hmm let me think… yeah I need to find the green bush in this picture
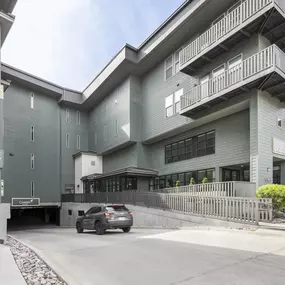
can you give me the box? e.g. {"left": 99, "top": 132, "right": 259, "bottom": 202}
{"left": 189, "top": 177, "right": 196, "bottom": 185}
{"left": 202, "top": 177, "right": 208, "bottom": 184}
{"left": 175, "top": 180, "right": 180, "bottom": 187}
{"left": 256, "top": 184, "right": 285, "bottom": 212}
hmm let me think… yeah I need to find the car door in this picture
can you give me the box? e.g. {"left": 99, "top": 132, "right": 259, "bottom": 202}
{"left": 90, "top": 206, "right": 102, "bottom": 228}
{"left": 82, "top": 207, "right": 95, "bottom": 229}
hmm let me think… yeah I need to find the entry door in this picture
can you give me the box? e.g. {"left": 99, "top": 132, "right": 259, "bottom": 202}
{"left": 222, "top": 169, "right": 240, "bottom": 182}
{"left": 200, "top": 75, "right": 209, "bottom": 100}
{"left": 212, "top": 65, "right": 225, "bottom": 94}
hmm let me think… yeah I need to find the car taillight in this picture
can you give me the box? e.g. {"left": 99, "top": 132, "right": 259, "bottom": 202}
{"left": 104, "top": 212, "right": 113, "bottom": 217}
{"left": 129, "top": 212, "right": 133, "bottom": 215}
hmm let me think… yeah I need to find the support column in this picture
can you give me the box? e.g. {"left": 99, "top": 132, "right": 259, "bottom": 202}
{"left": 280, "top": 162, "right": 285, "bottom": 185}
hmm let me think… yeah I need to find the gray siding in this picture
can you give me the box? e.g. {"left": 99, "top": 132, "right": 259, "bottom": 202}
{"left": 60, "top": 107, "right": 88, "bottom": 193}
{"left": 255, "top": 91, "right": 285, "bottom": 186}
{"left": 149, "top": 110, "right": 250, "bottom": 176}
{"left": 2, "top": 83, "right": 61, "bottom": 203}
{"left": 88, "top": 77, "right": 131, "bottom": 154}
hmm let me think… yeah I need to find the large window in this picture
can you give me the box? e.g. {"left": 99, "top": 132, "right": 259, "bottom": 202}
{"left": 165, "top": 131, "right": 215, "bottom": 164}
{"left": 77, "top": 135, "right": 80, "bottom": 149}
{"left": 149, "top": 168, "right": 215, "bottom": 190}
{"left": 31, "top": 181, "right": 35, "bottom": 197}
{"left": 66, "top": 133, "right": 70, "bottom": 148}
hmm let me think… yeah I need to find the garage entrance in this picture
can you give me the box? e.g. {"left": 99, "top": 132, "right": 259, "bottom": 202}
{"left": 8, "top": 207, "right": 60, "bottom": 229}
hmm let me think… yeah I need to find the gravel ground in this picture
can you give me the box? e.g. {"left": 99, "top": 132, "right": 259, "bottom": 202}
{"left": 6, "top": 236, "right": 67, "bottom": 285}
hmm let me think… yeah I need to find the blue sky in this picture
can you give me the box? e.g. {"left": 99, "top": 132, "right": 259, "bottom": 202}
{"left": 2, "top": 0, "right": 184, "bottom": 90}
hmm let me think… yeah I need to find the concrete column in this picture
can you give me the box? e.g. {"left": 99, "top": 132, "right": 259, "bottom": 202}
{"left": 215, "top": 166, "right": 221, "bottom": 182}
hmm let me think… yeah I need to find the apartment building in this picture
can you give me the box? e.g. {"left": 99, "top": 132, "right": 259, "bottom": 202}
{"left": 0, "top": 0, "right": 18, "bottom": 241}
{"left": 1, "top": 0, "right": 285, "bottom": 227}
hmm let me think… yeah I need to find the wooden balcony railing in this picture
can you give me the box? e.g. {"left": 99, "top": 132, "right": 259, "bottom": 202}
{"left": 179, "top": 0, "right": 273, "bottom": 68}
{"left": 181, "top": 45, "right": 279, "bottom": 111}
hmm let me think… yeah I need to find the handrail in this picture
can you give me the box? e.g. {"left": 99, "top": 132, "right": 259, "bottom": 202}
{"left": 179, "top": 0, "right": 273, "bottom": 67}
{"left": 181, "top": 45, "right": 276, "bottom": 110}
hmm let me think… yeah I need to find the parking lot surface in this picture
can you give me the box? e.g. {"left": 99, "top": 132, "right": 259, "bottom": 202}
{"left": 9, "top": 227, "right": 285, "bottom": 285}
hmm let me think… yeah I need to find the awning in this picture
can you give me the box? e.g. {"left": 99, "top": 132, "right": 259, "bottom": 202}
{"left": 82, "top": 166, "right": 158, "bottom": 181}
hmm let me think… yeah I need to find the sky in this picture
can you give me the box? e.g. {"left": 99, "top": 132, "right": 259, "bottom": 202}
{"left": 2, "top": 0, "right": 185, "bottom": 91}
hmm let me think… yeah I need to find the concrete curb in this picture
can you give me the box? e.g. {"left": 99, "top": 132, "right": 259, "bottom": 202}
{"left": 8, "top": 235, "right": 78, "bottom": 285}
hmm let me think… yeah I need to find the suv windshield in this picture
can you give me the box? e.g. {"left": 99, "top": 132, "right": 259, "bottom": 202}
{"left": 106, "top": 205, "right": 129, "bottom": 212}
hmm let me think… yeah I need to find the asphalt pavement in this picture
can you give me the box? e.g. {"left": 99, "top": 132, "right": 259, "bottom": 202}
{"left": 9, "top": 227, "right": 285, "bottom": 285}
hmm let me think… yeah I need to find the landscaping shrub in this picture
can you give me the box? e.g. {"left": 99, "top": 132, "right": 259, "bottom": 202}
{"left": 256, "top": 184, "right": 285, "bottom": 212}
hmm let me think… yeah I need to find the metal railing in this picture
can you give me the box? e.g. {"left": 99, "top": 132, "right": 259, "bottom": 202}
{"left": 152, "top": 181, "right": 256, "bottom": 197}
{"left": 179, "top": 0, "right": 273, "bottom": 67}
{"left": 61, "top": 191, "right": 273, "bottom": 223}
{"left": 181, "top": 45, "right": 277, "bottom": 110}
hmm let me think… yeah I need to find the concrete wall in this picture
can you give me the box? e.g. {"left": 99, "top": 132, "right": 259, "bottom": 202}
{"left": 0, "top": 203, "right": 10, "bottom": 243}
{"left": 60, "top": 202, "right": 258, "bottom": 229}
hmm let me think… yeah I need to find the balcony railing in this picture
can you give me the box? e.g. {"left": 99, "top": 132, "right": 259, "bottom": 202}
{"left": 181, "top": 45, "right": 279, "bottom": 111}
{"left": 179, "top": 0, "right": 273, "bottom": 68}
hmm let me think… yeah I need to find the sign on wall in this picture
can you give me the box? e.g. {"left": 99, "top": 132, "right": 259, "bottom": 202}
{"left": 272, "top": 137, "right": 285, "bottom": 156}
{"left": 12, "top": 198, "right": 40, "bottom": 207}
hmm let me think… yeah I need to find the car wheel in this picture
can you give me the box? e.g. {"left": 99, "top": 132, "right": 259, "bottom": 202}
{"left": 122, "top": 227, "right": 131, "bottom": 233}
{"left": 76, "top": 222, "right": 83, "bottom": 233}
{"left": 95, "top": 221, "right": 105, "bottom": 235}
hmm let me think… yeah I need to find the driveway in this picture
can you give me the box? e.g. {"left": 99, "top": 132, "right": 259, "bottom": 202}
{"left": 9, "top": 227, "right": 285, "bottom": 285}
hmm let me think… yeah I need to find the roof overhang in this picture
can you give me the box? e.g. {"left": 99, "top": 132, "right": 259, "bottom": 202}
{"left": 82, "top": 167, "right": 159, "bottom": 181}
{"left": 0, "top": 10, "right": 15, "bottom": 45}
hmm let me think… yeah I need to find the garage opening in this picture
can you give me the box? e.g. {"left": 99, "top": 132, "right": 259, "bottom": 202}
{"left": 8, "top": 207, "right": 60, "bottom": 230}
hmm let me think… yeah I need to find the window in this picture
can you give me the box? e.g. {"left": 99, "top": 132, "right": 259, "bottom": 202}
{"left": 91, "top": 160, "right": 95, "bottom": 166}
{"left": 278, "top": 118, "right": 282, "bottom": 127}
{"left": 66, "top": 133, "right": 70, "bottom": 148}
{"left": 30, "top": 126, "right": 34, "bottom": 142}
{"left": 165, "top": 131, "right": 215, "bottom": 164}
{"left": 165, "top": 49, "right": 181, "bottom": 80}
{"left": 30, "top": 93, "right": 34, "bottom": 109}
{"left": 197, "top": 134, "right": 206, "bottom": 157}
{"left": 31, "top": 181, "right": 35, "bottom": 197}
{"left": 68, "top": 210, "right": 72, "bottom": 216}
{"left": 115, "top": 119, "right": 118, "bottom": 136}
{"left": 77, "top": 135, "right": 80, "bottom": 149}
{"left": 104, "top": 125, "right": 107, "bottom": 142}
{"left": 76, "top": 111, "right": 80, "bottom": 125}
{"left": 165, "top": 55, "right": 173, "bottom": 80}
{"left": 31, "top": 153, "right": 35, "bottom": 169}
{"left": 175, "top": 89, "right": 183, "bottom": 113}
{"left": 78, "top": 210, "right": 85, "bottom": 216}
{"left": 66, "top": 108, "right": 70, "bottom": 123}
{"left": 206, "top": 131, "right": 215, "bottom": 155}
{"left": 165, "top": 94, "right": 173, "bottom": 117}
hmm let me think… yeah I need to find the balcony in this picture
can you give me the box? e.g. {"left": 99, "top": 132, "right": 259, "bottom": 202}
{"left": 180, "top": 44, "right": 285, "bottom": 118}
{"left": 179, "top": 0, "right": 285, "bottom": 75}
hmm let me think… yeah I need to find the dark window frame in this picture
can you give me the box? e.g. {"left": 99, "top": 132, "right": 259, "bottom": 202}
{"left": 165, "top": 130, "right": 215, "bottom": 164}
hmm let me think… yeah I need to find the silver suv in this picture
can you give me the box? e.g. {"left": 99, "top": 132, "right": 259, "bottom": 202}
{"left": 76, "top": 204, "right": 133, "bottom": 235}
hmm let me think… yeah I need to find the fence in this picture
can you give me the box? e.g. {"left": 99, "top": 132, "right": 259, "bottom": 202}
{"left": 61, "top": 190, "right": 272, "bottom": 224}
{"left": 152, "top": 181, "right": 256, "bottom": 197}
{"left": 179, "top": 0, "right": 273, "bottom": 67}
